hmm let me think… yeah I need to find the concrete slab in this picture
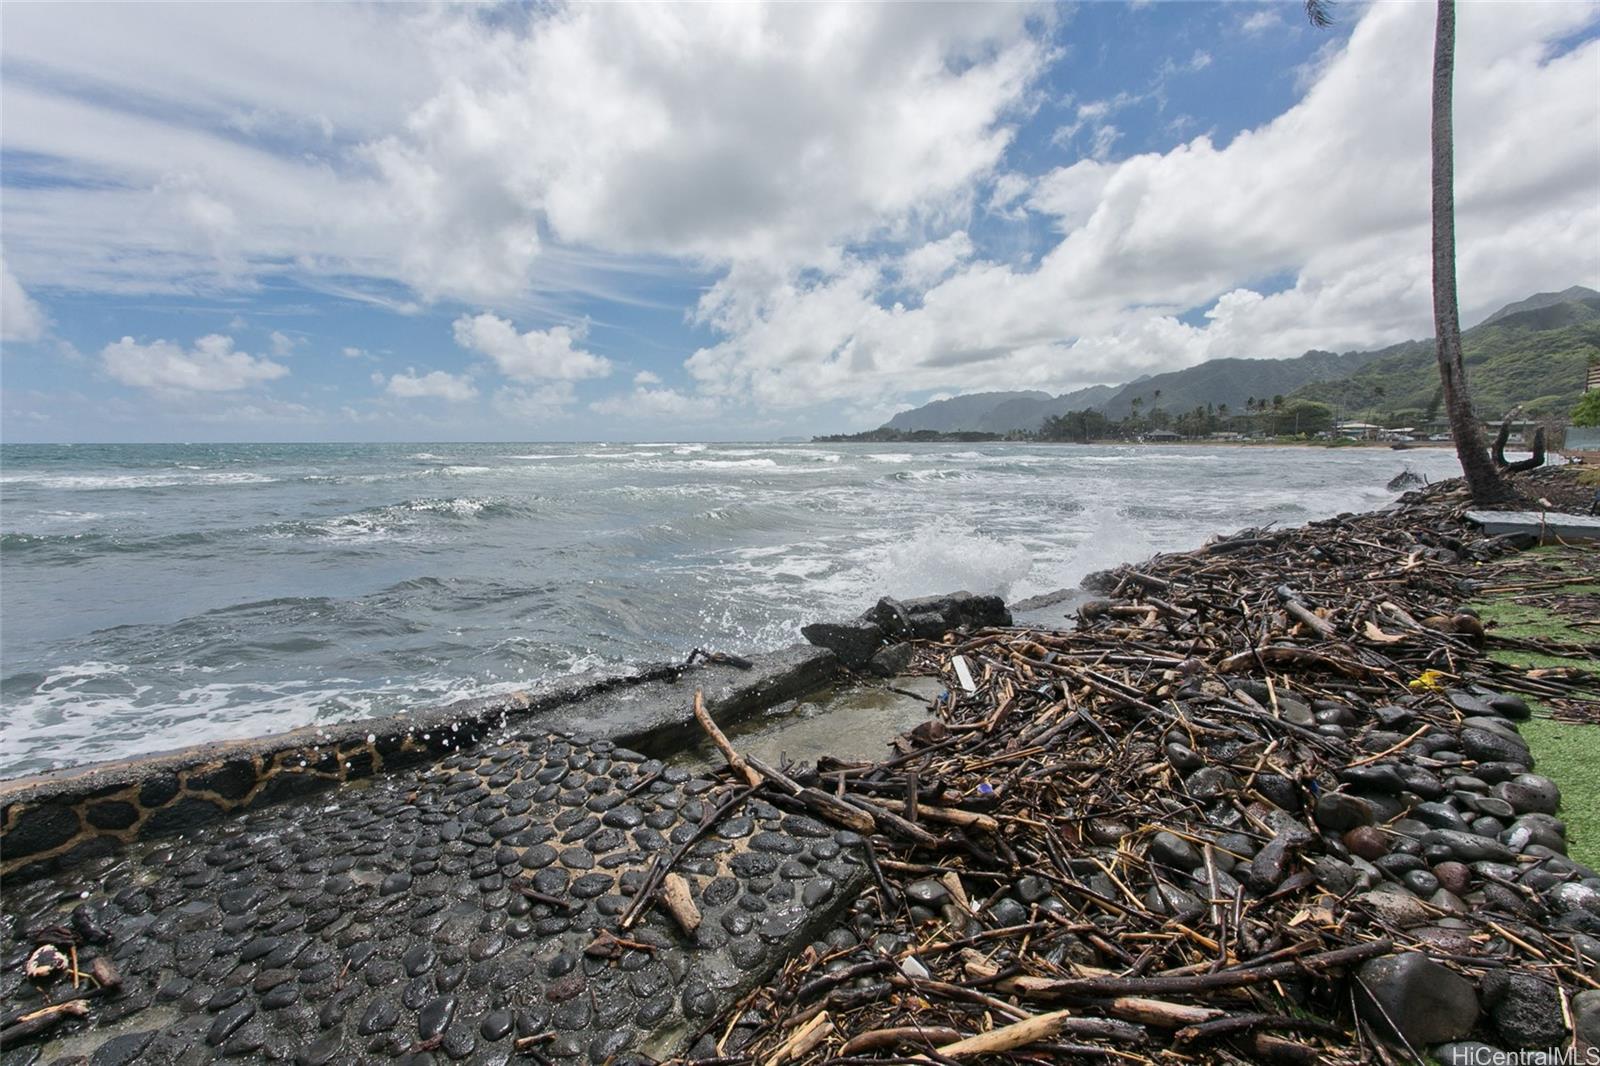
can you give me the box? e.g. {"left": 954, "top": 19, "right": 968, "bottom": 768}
{"left": 0, "top": 731, "right": 868, "bottom": 1065}
{"left": 0, "top": 644, "right": 838, "bottom": 878}
{"left": 1464, "top": 510, "right": 1600, "bottom": 542}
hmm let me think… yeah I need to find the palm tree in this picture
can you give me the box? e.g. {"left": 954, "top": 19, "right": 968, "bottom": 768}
{"left": 1427, "top": 1, "right": 1512, "bottom": 500}
{"left": 1304, "top": 0, "right": 1509, "bottom": 500}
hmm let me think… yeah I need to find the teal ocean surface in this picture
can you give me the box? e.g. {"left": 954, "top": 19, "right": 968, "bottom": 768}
{"left": 0, "top": 441, "right": 1460, "bottom": 777}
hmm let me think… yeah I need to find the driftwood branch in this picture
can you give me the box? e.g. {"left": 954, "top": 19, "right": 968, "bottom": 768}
{"left": 693, "top": 689, "right": 763, "bottom": 789}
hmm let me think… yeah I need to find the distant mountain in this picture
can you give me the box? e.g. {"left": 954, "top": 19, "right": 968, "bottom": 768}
{"left": 1291, "top": 288, "right": 1600, "bottom": 419}
{"left": 883, "top": 391, "right": 1048, "bottom": 432}
{"left": 873, "top": 285, "right": 1600, "bottom": 433}
{"left": 1481, "top": 285, "right": 1598, "bottom": 325}
{"left": 1094, "top": 349, "right": 1384, "bottom": 420}
{"left": 884, "top": 384, "right": 1122, "bottom": 433}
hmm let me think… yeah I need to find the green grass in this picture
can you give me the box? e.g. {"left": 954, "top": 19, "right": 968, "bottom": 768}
{"left": 1488, "top": 648, "right": 1595, "bottom": 672}
{"left": 1467, "top": 547, "right": 1600, "bottom": 869}
{"left": 1476, "top": 598, "right": 1596, "bottom": 645}
{"left": 1520, "top": 717, "right": 1600, "bottom": 872}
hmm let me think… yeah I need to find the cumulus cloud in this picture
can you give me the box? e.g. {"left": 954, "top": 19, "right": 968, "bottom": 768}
{"left": 452, "top": 313, "right": 612, "bottom": 381}
{"left": 384, "top": 368, "right": 478, "bottom": 402}
{"left": 1, "top": 3, "right": 1046, "bottom": 303}
{"left": 2, "top": 261, "right": 47, "bottom": 342}
{"left": 687, "top": 2, "right": 1600, "bottom": 406}
{"left": 590, "top": 385, "right": 717, "bottom": 420}
{"left": 101, "top": 334, "right": 288, "bottom": 393}
{"left": 4, "top": 1, "right": 1597, "bottom": 430}
{"left": 492, "top": 382, "right": 575, "bottom": 420}
{"left": 898, "top": 232, "right": 975, "bottom": 289}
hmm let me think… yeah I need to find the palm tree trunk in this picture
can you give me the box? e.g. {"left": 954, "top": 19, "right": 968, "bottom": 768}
{"left": 1431, "top": 0, "right": 1512, "bottom": 503}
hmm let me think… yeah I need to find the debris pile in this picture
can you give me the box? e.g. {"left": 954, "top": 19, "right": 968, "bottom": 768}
{"left": 677, "top": 477, "right": 1600, "bottom": 1064}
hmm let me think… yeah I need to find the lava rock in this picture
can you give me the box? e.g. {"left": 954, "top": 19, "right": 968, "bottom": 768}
{"left": 1460, "top": 728, "right": 1531, "bottom": 766}
{"left": 1495, "top": 774, "right": 1560, "bottom": 816}
{"left": 1356, "top": 889, "right": 1433, "bottom": 928}
{"left": 1186, "top": 767, "right": 1240, "bottom": 801}
{"left": 1482, "top": 970, "right": 1567, "bottom": 1049}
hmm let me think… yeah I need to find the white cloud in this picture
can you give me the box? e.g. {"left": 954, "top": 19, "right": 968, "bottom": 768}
{"left": 590, "top": 385, "right": 717, "bottom": 420}
{"left": 492, "top": 382, "right": 575, "bottom": 420}
{"left": 101, "top": 334, "right": 288, "bottom": 393}
{"left": 687, "top": 2, "right": 1600, "bottom": 406}
{"left": 268, "top": 330, "right": 297, "bottom": 357}
{"left": 1239, "top": 10, "right": 1285, "bottom": 38}
{"left": 384, "top": 368, "right": 478, "bottom": 402}
{"left": 452, "top": 313, "right": 612, "bottom": 381}
{"left": 1, "top": 3, "right": 1047, "bottom": 304}
{"left": 898, "top": 232, "right": 975, "bottom": 289}
{"left": 1, "top": 261, "right": 47, "bottom": 342}
{"left": 632, "top": 370, "right": 662, "bottom": 386}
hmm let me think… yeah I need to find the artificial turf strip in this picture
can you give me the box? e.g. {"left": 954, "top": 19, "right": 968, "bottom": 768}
{"left": 1520, "top": 716, "right": 1600, "bottom": 872}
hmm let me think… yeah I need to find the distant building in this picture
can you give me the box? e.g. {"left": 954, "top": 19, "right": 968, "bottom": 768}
{"left": 1142, "top": 429, "right": 1182, "bottom": 441}
{"left": 1335, "top": 420, "right": 1380, "bottom": 440}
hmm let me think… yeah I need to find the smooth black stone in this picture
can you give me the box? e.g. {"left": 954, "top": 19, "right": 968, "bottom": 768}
{"left": 358, "top": 997, "right": 401, "bottom": 1035}
{"left": 481, "top": 1009, "right": 515, "bottom": 1041}
{"left": 402, "top": 943, "right": 436, "bottom": 977}
{"left": 559, "top": 848, "right": 595, "bottom": 870}
{"left": 206, "top": 1000, "right": 257, "bottom": 1046}
{"left": 419, "top": 994, "right": 458, "bottom": 1039}
{"left": 553, "top": 996, "right": 592, "bottom": 1030}
{"left": 208, "top": 986, "right": 247, "bottom": 1012}
{"left": 591, "top": 1030, "right": 631, "bottom": 1063}
{"left": 261, "top": 983, "right": 299, "bottom": 1009}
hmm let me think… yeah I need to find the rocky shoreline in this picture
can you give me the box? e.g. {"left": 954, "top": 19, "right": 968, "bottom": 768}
{"left": 694, "top": 467, "right": 1600, "bottom": 1065}
{"left": 2, "top": 468, "right": 1597, "bottom": 1064}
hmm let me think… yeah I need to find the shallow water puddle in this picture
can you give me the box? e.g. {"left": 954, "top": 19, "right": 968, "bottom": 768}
{"left": 671, "top": 676, "right": 945, "bottom": 772}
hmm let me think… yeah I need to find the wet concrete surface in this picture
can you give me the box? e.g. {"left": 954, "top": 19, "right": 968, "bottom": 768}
{"left": 0, "top": 730, "right": 866, "bottom": 1065}
{"left": 671, "top": 678, "right": 944, "bottom": 775}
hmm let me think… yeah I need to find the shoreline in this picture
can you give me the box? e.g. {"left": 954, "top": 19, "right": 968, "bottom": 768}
{"left": 2, "top": 468, "right": 1596, "bottom": 1062}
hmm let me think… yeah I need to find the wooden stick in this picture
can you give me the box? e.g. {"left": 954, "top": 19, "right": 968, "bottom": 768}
{"left": 0, "top": 1001, "right": 89, "bottom": 1050}
{"left": 764, "top": 1010, "right": 832, "bottom": 1066}
{"left": 660, "top": 872, "right": 702, "bottom": 935}
{"left": 913, "top": 804, "right": 999, "bottom": 835}
{"left": 840, "top": 1026, "right": 964, "bottom": 1056}
{"left": 746, "top": 754, "right": 874, "bottom": 832}
{"left": 931, "top": 1010, "right": 1079, "bottom": 1058}
{"left": 693, "top": 689, "right": 763, "bottom": 789}
{"left": 1002, "top": 938, "right": 1390, "bottom": 999}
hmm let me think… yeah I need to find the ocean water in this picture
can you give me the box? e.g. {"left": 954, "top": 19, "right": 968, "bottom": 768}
{"left": 0, "top": 441, "right": 1461, "bottom": 777}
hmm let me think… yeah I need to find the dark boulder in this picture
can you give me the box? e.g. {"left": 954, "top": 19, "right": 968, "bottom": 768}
{"left": 1354, "top": 952, "right": 1479, "bottom": 1046}
{"left": 1481, "top": 970, "right": 1567, "bottom": 1049}
{"left": 799, "top": 620, "right": 884, "bottom": 669}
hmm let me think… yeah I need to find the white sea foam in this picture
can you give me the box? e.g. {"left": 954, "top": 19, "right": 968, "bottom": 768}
{"left": 2, "top": 471, "right": 280, "bottom": 490}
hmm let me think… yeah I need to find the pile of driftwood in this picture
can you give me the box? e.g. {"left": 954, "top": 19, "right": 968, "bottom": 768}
{"left": 662, "top": 477, "right": 1599, "bottom": 1065}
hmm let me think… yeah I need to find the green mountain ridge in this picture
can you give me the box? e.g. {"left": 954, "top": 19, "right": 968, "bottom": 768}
{"left": 1290, "top": 292, "right": 1600, "bottom": 422}
{"left": 877, "top": 286, "right": 1600, "bottom": 433}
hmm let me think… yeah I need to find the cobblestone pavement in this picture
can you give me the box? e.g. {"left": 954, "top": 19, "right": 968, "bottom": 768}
{"left": 1, "top": 731, "right": 866, "bottom": 1065}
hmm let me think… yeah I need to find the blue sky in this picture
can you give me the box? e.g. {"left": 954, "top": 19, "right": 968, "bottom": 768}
{"left": 2, "top": 1, "right": 1597, "bottom": 442}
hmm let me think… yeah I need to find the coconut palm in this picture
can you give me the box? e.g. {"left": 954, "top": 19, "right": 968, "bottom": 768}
{"left": 1304, "top": 0, "right": 1511, "bottom": 500}
{"left": 1426, "top": 1, "right": 1512, "bottom": 500}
